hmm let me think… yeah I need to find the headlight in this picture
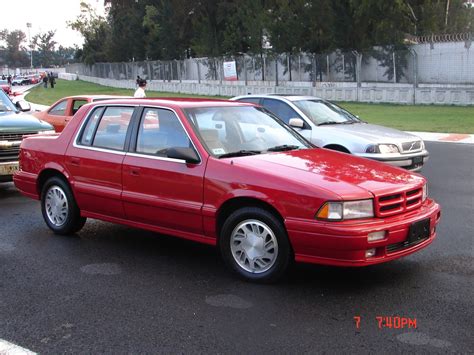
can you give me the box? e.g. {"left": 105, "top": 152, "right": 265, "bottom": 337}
{"left": 422, "top": 184, "right": 428, "bottom": 202}
{"left": 316, "top": 199, "right": 374, "bottom": 221}
{"left": 40, "top": 130, "right": 56, "bottom": 134}
{"left": 366, "top": 144, "right": 400, "bottom": 154}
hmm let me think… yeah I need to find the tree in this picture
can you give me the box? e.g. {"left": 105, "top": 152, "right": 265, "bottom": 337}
{"left": 54, "top": 46, "right": 78, "bottom": 66}
{"left": 143, "top": 0, "right": 194, "bottom": 60}
{"left": 32, "top": 31, "right": 57, "bottom": 67}
{"left": 68, "top": 1, "right": 110, "bottom": 65}
{"left": 0, "top": 29, "right": 29, "bottom": 67}
{"left": 106, "top": 0, "right": 146, "bottom": 62}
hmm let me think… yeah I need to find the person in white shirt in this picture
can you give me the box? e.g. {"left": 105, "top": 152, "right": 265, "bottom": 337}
{"left": 134, "top": 79, "right": 147, "bottom": 98}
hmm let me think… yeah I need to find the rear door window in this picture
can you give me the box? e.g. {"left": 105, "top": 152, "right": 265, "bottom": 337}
{"left": 78, "top": 106, "right": 135, "bottom": 151}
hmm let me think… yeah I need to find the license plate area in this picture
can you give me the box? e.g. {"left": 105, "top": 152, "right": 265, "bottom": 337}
{"left": 408, "top": 218, "right": 430, "bottom": 244}
{"left": 412, "top": 156, "right": 423, "bottom": 164}
{"left": 0, "top": 163, "right": 19, "bottom": 176}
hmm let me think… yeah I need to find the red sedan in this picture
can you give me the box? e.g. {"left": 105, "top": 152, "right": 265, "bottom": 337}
{"left": 14, "top": 98, "right": 441, "bottom": 282}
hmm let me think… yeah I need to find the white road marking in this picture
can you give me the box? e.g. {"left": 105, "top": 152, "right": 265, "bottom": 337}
{"left": 0, "top": 339, "right": 36, "bottom": 355}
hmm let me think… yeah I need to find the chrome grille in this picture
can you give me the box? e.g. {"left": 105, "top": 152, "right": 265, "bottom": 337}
{"left": 0, "top": 131, "right": 37, "bottom": 163}
{"left": 375, "top": 187, "right": 423, "bottom": 217}
{"left": 0, "top": 132, "right": 38, "bottom": 141}
{"left": 402, "top": 140, "right": 422, "bottom": 153}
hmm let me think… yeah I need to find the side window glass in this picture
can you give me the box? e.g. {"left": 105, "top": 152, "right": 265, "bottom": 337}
{"left": 262, "top": 99, "right": 300, "bottom": 124}
{"left": 80, "top": 107, "right": 104, "bottom": 146}
{"left": 237, "top": 98, "right": 261, "bottom": 105}
{"left": 92, "top": 106, "right": 134, "bottom": 151}
{"left": 72, "top": 100, "right": 88, "bottom": 115}
{"left": 136, "top": 108, "right": 191, "bottom": 156}
{"left": 49, "top": 100, "right": 68, "bottom": 116}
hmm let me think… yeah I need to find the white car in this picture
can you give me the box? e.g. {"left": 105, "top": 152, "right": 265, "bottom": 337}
{"left": 231, "top": 94, "right": 429, "bottom": 171}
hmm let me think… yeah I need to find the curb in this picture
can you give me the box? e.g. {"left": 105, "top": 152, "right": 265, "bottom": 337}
{"left": 406, "top": 131, "right": 474, "bottom": 144}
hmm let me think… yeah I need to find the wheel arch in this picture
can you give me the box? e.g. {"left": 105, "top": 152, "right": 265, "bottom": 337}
{"left": 37, "top": 168, "right": 69, "bottom": 196}
{"left": 323, "top": 144, "right": 351, "bottom": 153}
{"left": 215, "top": 197, "right": 285, "bottom": 241}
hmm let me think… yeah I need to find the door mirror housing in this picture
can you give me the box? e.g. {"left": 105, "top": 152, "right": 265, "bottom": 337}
{"left": 289, "top": 118, "right": 304, "bottom": 128}
{"left": 16, "top": 100, "right": 31, "bottom": 112}
{"left": 167, "top": 147, "right": 200, "bottom": 164}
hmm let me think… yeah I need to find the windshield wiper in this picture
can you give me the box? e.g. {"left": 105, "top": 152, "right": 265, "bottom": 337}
{"left": 317, "top": 121, "right": 343, "bottom": 126}
{"left": 218, "top": 150, "right": 261, "bottom": 159}
{"left": 266, "top": 144, "right": 300, "bottom": 152}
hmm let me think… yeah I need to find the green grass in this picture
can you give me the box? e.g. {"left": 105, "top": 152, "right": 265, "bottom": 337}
{"left": 25, "top": 79, "right": 229, "bottom": 106}
{"left": 26, "top": 79, "right": 474, "bottom": 133}
{"left": 339, "top": 102, "right": 474, "bottom": 134}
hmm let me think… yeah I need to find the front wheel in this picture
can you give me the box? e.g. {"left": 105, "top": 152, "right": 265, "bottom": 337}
{"left": 41, "top": 177, "right": 86, "bottom": 235}
{"left": 220, "top": 207, "right": 292, "bottom": 283}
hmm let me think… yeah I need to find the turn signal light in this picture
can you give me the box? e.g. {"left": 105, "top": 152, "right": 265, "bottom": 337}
{"left": 368, "top": 231, "right": 386, "bottom": 242}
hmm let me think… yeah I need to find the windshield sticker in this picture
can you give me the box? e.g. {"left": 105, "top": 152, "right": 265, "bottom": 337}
{"left": 212, "top": 148, "right": 226, "bottom": 155}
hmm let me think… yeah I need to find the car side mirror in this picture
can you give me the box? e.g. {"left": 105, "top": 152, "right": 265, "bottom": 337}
{"left": 167, "top": 147, "right": 200, "bottom": 164}
{"left": 289, "top": 118, "right": 304, "bottom": 128}
{"left": 16, "top": 100, "right": 31, "bottom": 112}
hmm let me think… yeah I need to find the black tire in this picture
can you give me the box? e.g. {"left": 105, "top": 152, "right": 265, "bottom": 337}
{"left": 40, "top": 176, "right": 86, "bottom": 235}
{"left": 220, "top": 207, "right": 292, "bottom": 283}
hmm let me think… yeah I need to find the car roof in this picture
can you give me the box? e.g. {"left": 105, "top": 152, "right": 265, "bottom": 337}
{"left": 89, "top": 97, "right": 254, "bottom": 109}
{"left": 64, "top": 95, "right": 132, "bottom": 100}
{"left": 232, "top": 94, "right": 324, "bottom": 102}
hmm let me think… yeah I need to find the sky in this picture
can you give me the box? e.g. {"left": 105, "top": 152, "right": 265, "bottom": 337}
{"left": 0, "top": 0, "right": 106, "bottom": 48}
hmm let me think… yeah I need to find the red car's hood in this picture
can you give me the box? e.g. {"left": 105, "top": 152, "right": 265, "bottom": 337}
{"left": 232, "top": 148, "right": 425, "bottom": 199}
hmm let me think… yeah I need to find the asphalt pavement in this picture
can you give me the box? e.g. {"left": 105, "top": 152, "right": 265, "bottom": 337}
{"left": 0, "top": 141, "right": 473, "bottom": 354}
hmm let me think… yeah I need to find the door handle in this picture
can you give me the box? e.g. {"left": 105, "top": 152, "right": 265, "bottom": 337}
{"left": 130, "top": 168, "right": 140, "bottom": 176}
{"left": 70, "top": 157, "right": 80, "bottom": 166}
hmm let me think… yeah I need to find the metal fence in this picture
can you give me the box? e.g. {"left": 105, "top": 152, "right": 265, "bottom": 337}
{"left": 66, "top": 41, "right": 474, "bottom": 85}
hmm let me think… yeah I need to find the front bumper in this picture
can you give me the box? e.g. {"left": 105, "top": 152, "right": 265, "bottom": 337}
{"left": 286, "top": 199, "right": 441, "bottom": 267}
{"left": 356, "top": 150, "right": 429, "bottom": 171}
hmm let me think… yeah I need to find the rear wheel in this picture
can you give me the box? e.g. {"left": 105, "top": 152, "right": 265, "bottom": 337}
{"left": 220, "top": 207, "right": 292, "bottom": 283}
{"left": 41, "top": 177, "right": 86, "bottom": 235}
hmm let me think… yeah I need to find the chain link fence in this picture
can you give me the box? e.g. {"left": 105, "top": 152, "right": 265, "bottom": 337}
{"left": 66, "top": 41, "right": 473, "bottom": 85}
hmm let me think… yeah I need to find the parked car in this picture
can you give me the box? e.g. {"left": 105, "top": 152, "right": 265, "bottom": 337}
{"left": 11, "top": 76, "right": 30, "bottom": 86}
{"left": 33, "top": 95, "right": 132, "bottom": 132}
{"left": 27, "top": 75, "right": 40, "bottom": 84}
{"left": 231, "top": 94, "right": 429, "bottom": 171}
{"left": 0, "top": 90, "right": 55, "bottom": 182}
{"left": 14, "top": 98, "right": 441, "bottom": 282}
{"left": 0, "top": 80, "right": 11, "bottom": 95}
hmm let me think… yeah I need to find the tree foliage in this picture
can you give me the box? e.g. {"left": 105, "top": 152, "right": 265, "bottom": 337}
{"left": 0, "top": 29, "right": 29, "bottom": 67}
{"left": 65, "top": 0, "right": 473, "bottom": 66}
{"left": 32, "top": 31, "right": 57, "bottom": 67}
{"left": 68, "top": 1, "right": 110, "bottom": 65}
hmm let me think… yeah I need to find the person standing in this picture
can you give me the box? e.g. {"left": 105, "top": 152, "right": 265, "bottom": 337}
{"left": 49, "top": 73, "right": 55, "bottom": 89}
{"left": 42, "top": 74, "right": 48, "bottom": 88}
{"left": 134, "top": 79, "right": 147, "bottom": 98}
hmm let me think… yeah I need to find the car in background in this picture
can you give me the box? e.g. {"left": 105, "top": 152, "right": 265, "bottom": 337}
{"left": 0, "top": 90, "right": 54, "bottom": 182}
{"left": 27, "top": 75, "right": 40, "bottom": 84}
{"left": 11, "top": 76, "right": 30, "bottom": 86}
{"left": 33, "top": 95, "right": 131, "bottom": 132}
{"left": 0, "top": 80, "right": 11, "bottom": 95}
{"left": 231, "top": 94, "right": 429, "bottom": 171}
{"left": 14, "top": 98, "right": 440, "bottom": 282}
